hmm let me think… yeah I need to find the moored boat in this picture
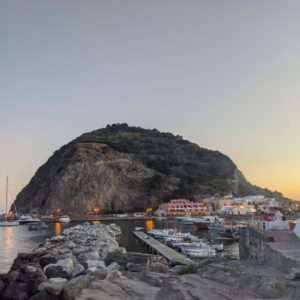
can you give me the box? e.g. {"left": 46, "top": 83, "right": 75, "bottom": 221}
{"left": 182, "top": 247, "right": 216, "bottom": 258}
{"left": 232, "top": 231, "right": 241, "bottom": 241}
{"left": 19, "top": 215, "right": 41, "bottom": 225}
{"left": 194, "top": 216, "right": 220, "bottom": 230}
{"left": 59, "top": 215, "right": 71, "bottom": 223}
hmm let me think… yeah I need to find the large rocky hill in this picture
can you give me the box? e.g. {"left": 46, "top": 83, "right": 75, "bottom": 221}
{"left": 14, "top": 124, "right": 290, "bottom": 214}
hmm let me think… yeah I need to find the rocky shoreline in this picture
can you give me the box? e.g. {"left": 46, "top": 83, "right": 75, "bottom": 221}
{"left": 1, "top": 223, "right": 300, "bottom": 300}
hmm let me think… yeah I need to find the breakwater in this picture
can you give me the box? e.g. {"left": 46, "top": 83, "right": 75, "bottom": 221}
{"left": 0, "top": 223, "right": 154, "bottom": 299}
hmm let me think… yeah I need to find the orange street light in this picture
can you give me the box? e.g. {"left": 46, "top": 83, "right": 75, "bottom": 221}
{"left": 56, "top": 208, "right": 61, "bottom": 213}
{"left": 93, "top": 207, "right": 100, "bottom": 213}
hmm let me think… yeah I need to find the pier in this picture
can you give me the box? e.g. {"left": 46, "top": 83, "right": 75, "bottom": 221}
{"left": 133, "top": 231, "right": 196, "bottom": 266}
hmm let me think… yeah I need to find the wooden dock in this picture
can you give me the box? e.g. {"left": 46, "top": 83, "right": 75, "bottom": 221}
{"left": 133, "top": 231, "right": 196, "bottom": 266}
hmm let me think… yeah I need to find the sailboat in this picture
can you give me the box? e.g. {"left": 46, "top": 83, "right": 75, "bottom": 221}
{"left": 0, "top": 177, "right": 19, "bottom": 226}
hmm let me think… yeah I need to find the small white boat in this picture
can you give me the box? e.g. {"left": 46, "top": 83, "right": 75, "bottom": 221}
{"left": 19, "top": 215, "right": 41, "bottom": 225}
{"left": 134, "top": 226, "right": 145, "bottom": 231}
{"left": 182, "top": 247, "right": 216, "bottom": 258}
{"left": 59, "top": 215, "right": 71, "bottom": 223}
{"left": 147, "top": 229, "right": 191, "bottom": 239}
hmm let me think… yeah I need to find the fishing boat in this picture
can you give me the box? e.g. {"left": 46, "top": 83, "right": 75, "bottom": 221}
{"left": 0, "top": 177, "right": 19, "bottom": 227}
{"left": 59, "top": 215, "right": 71, "bottom": 223}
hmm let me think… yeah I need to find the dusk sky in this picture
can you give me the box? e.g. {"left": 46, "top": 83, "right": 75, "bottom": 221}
{"left": 1, "top": 1, "right": 300, "bottom": 210}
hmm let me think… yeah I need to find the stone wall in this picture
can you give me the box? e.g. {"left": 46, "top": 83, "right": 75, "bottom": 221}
{"left": 240, "top": 226, "right": 300, "bottom": 273}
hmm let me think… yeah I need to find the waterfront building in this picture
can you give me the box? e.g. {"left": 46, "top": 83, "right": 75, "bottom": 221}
{"left": 159, "top": 199, "right": 207, "bottom": 216}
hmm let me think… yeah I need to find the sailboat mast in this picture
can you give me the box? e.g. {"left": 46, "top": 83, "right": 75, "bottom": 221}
{"left": 5, "top": 176, "right": 8, "bottom": 221}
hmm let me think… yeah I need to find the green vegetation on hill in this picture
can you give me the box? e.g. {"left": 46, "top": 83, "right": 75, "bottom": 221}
{"left": 77, "top": 123, "right": 237, "bottom": 199}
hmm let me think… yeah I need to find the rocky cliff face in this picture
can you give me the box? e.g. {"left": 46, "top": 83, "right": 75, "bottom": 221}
{"left": 14, "top": 124, "right": 289, "bottom": 214}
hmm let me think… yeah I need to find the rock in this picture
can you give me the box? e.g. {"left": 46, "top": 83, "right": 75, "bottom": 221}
{"left": 32, "top": 247, "right": 48, "bottom": 257}
{"left": 39, "top": 255, "right": 57, "bottom": 269}
{"left": 72, "top": 264, "right": 85, "bottom": 277}
{"left": 2, "top": 282, "right": 28, "bottom": 300}
{"left": 44, "top": 264, "right": 70, "bottom": 280}
{"left": 291, "top": 267, "right": 300, "bottom": 279}
{"left": 26, "top": 266, "right": 37, "bottom": 273}
{"left": 50, "top": 235, "right": 66, "bottom": 242}
{"left": 106, "top": 262, "right": 121, "bottom": 273}
{"left": 79, "top": 250, "right": 100, "bottom": 261}
{"left": 38, "top": 279, "right": 66, "bottom": 296}
{"left": 28, "top": 290, "right": 54, "bottom": 300}
{"left": 58, "top": 248, "right": 72, "bottom": 255}
{"left": 106, "top": 270, "right": 122, "bottom": 281}
{"left": 61, "top": 240, "right": 77, "bottom": 249}
{"left": 256, "top": 279, "right": 287, "bottom": 298}
{"left": 126, "top": 262, "right": 143, "bottom": 272}
{"left": 86, "top": 259, "right": 106, "bottom": 269}
{"left": 56, "top": 258, "right": 74, "bottom": 275}
{"left": 149, "top": 262, "right": 169, "bottom": 273}
{"left": 62, "top": 275, "right": 92, "bottom": 300}
{"left": 93, "top": 267, "right": 108, "bottom": 280}
{"left": 0, "top": 279, "right": 5, "bottom": 294}
{"left": 7, "top": 270, "right": 19, "bottom": 282}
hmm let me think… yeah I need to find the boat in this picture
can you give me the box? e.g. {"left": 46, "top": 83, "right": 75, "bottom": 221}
{"left": 232, "top": 231, "right": 241, "bottom": 241}
{"left": 147, "top": 229, "right": 191, "bottom": 239}
{"left": 172, "top": 241, "right": 223, "bottom": 252}
{"left": 59, "top": 215, "right": 71, "bottom": 223}
{"left": 0, "top": 177, "right": 19, "bottom": 227}
{"left": 19, "top": 215, "right": 41, "bottom": 224}
{"left": 194, "top": 216, "right": 220, "bottom": 230}
{"left": 181, "top": 247, "right": 216, "bottom": 258}
{"left": 134, "top": 226, "right": 145, "bottom": 231}
{"left": 182, "top": 216, "right": 200, "bottom": 225}
{"left": 207, "top": 221, "right": 224, "bottom": 230}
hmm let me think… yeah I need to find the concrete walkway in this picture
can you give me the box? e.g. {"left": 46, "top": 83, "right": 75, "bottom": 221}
{"left": 267, "top": 229, "right": 300, "bottom": 263}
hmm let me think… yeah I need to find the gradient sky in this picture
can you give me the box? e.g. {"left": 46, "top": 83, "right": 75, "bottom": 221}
{"left": 1, "top": 1, "right": 300, "bottom": 210}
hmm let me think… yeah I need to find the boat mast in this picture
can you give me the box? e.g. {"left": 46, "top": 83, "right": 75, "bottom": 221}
{"left": 5, "top": 176, "right": 8, "bottom": 221}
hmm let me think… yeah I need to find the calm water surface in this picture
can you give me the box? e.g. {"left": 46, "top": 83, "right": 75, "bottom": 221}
{"left": 0, "top": 218, "right": 239, "bottom": 273}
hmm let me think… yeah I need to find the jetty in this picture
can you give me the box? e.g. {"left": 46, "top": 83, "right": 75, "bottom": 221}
{"left": 133, "top": 231, "right": 196, "bottom": 266}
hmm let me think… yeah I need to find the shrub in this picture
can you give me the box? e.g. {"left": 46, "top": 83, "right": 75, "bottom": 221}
{"left": 176, "top": 264, "right": 198, "bottom": 275}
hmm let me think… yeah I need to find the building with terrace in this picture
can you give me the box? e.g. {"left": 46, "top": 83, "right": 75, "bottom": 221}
{"left": 159, "top": 199, "right": 207, "bottom": 216}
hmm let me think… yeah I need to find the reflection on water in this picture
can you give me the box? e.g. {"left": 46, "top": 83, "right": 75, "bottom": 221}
{"left": 92, "top": 220, "right": 101, "bottom": 225}
{"left": 54, "top": 222, "right": 61, "bottom": 236}
{"left": 4, "top": 227, "right": 13, "bottom": 249}
{"left": 145, "top": 219, "right": 154, "bottom": 230}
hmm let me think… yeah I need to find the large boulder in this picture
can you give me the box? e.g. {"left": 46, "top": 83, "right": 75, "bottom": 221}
{"left": 38, "top": 278, "right": 67, "bottom": 296}
{"left": 39, "top": 255, "right": 57, "bottom": 269}
{"left": 56, "top": 258, "right": 74, "bottom": 275}
{"left": 44, "top": 264, "right": 70, "bottom": 280}
{"left": 2, "top": 282, "right": 28, "bottom": 300}
{"left": 62, "top": 275, "right": 92, "bottom": 300}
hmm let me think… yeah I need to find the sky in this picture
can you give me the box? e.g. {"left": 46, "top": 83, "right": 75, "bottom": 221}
{"left": 1, "top": 0, "right": 300, "bottom": 210}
